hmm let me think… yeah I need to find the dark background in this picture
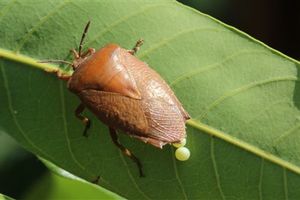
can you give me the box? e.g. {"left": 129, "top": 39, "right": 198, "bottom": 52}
{"left": 178, "top": 0, "right": 300, "bottom": 59}
{"left": 1, "top": 0, "right": 299, "bottom": 198}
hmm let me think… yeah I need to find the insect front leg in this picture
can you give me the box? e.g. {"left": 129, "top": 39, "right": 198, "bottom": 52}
{"left": 75, "top": 103, "right": 91, "bottom": 137}
{"left": 70, "top": 49, "right": 80, "bottom": 59}
{"left": 109, "top": 127, "right": 145, "bottom": 177}
{"left": 45, "top": 69, "right": 71, "bottom": 81}
{"left": 128, "top": 39, "right": 144, "bottom": 55}
{"left": 81, "top": 48, "right": 96, "bottom": 58}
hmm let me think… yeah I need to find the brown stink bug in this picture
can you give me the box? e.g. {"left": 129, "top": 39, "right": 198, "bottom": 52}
{"left": 42, "top": 21, "right": 190, "bottom": 177}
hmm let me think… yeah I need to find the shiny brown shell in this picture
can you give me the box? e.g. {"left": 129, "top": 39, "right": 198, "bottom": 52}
{"left": 68, "top": 44, "right": 190, "bottom": 148}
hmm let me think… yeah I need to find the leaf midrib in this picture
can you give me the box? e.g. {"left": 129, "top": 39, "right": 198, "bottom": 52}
{"left": 1, "top": 48, "right": 300, "bottom": 176}
{"left": 187, "top": 119, "right": 300, "bottom": 175}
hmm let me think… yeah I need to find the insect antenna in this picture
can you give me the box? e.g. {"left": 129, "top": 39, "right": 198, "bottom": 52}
{"left": 78, "top": 20, "right": 91, "bottom": 57}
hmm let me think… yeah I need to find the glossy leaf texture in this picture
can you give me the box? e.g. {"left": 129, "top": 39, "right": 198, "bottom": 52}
{"left": 1, "top": 0, "right": 300, "bottom": 199}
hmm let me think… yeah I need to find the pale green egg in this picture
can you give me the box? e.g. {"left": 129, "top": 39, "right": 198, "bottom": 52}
{"left": 172, "top": 138, "right": 187, "bottom": 148}
{"left": 175, "top": 146, "right": 190, "bottom": 161}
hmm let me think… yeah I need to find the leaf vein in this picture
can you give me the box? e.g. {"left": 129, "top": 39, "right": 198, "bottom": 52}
{"left": 197, "top": 76, "right": 297, "bottom": 119}
{"left": 170, "top": 50, "right": 267, "bottom": 87}
{"left": 59, "top": 81, "right": 85, "bottom": 170}
{"left": 188, "top": 119, "right": 300, "bottom": 175}
{"left": 15, "top": 0, "right": 71, "bottom": 52}
{"left": 138, "top": 27, "right": 225, "bottom": 59}
{"left": 210, "top": 136, "right": 226, "bottom": 200}
{"left": 258, "top": 158, "right": 264, "bottom": 200}
{"left": 273, "top": 122, "right": 300, "bottom": 147}
{"left": 86, "top": 3, "right": 168, "bottom": 47}
{"left": 0, "top": 0, "right": 17, "bottom": 22}
{"left": 0, "top": 62, "right": 54, "bottom": 160}
{"left": 283, "top": 168, "right": 289, "bottom": 200}
{"left": 170, "top": 147, "right": 188, "bottom": 200}
{"left": 244, "top": 99, "right": 290, "bottom": 125}
{"left": 117, "top": 148, "right": 151, "bottom": 200}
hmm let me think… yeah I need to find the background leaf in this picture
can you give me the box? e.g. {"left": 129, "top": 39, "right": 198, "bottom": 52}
{"left": 0, "top": 132, "right": 46, "bottom": 198}
{"left": 0, "top": 193, "right": 14, "bottom": 200}
{"left": 23, "top": 169, "right": 122, "bottom": 200}
{"left": 1, "top": 0, "right": 300, "bottom": 199}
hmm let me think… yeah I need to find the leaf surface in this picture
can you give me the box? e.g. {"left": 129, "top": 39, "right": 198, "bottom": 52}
{"left": 24, "top": 164, "right": 122, "bottom": 200}
{"left": 1, "top": 0, "right": 300, "bottom": 199}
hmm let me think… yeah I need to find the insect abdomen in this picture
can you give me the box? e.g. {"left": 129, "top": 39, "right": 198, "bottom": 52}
{"left": 117, "top": 48, "right": 189, "bottom": 146}
{"left": 78, "top": 90, "right": 148, "bottom": 134}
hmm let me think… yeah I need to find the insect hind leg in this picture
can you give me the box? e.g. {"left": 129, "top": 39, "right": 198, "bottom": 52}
{"left": 109, "top": 127, "right": 145, "bottom": 177}
{"left": 75, "top": 103, "right": 91, "bottom": 137}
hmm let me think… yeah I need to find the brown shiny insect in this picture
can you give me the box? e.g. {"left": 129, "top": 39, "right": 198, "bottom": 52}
{"left": 42, "top": 21, "right": 190, "bottom": 177}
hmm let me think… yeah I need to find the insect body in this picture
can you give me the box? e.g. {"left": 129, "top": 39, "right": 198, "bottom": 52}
{"left": 44, "top": 21, "right": 190, "bottom": 177}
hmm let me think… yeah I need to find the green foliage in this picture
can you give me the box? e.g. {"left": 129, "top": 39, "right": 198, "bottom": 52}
{"left": 24, "top": 171, "right": 121, "bottom": 200}
{"left": 1, "top": 0, "right": 300, "bottom": 199}
{"left": 0, "top": 193, "right": 14, "bottom": 200}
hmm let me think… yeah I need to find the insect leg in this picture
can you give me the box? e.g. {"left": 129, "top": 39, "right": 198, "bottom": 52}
{"left": 70, "top": 49, "right": 80, "bottom": 59}
{"left": 75, "top": 103, "right": 91, "bottom": 137}
{"left": 128, "top": 39, "right": 144, "bottom": 55}
{"left": 43, "top": 68, "right": 71, "bottom": 81}
{"left": 81, "top": 48, "right": 96, "bottom": 58}
{"left": 91, "top": 175, "right": 100, "bottom": 184}
{"left": 56, "top": 71, "right": 71, "bottom": 81}
{"left": 109, "top": 127, "right": 145, "bottom": 177}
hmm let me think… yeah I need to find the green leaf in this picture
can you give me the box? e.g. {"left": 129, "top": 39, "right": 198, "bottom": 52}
{"left": 1, "top": 0, "right": 300, "bottom": 199}
{"left": 24, "top": 167, "right": 122, "bottom": 200}
{"left": 0, "top": 193, "right": 14, "bottom": 200}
